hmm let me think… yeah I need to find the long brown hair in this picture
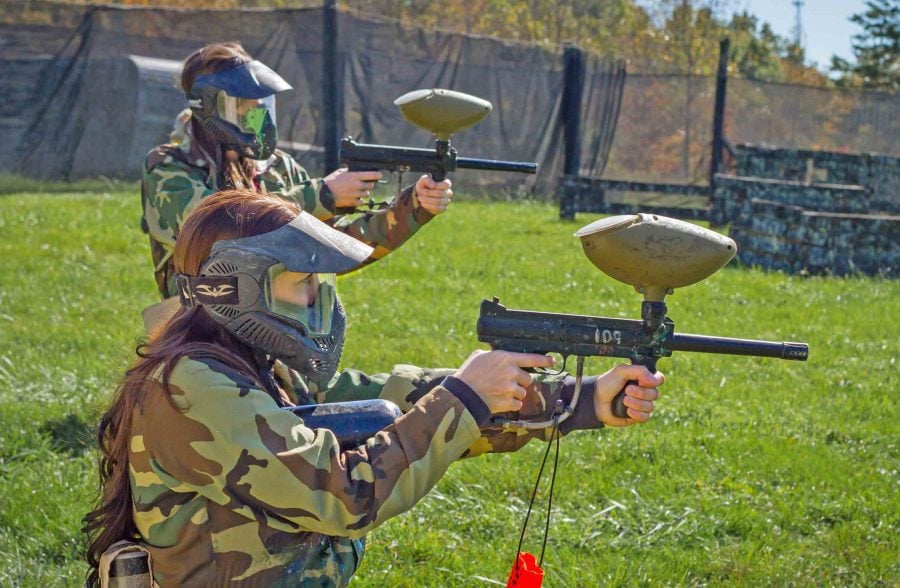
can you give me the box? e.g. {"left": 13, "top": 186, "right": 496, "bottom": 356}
{"left": 181, "top": 41, "right": 261, "bottom": 191}
{"left": 82, "top": 189, "right": 300, "bottom": 586}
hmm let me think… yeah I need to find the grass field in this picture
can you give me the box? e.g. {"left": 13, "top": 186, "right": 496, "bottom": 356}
{"left": 0, "top": 189, "right": 897, "bottom": 587}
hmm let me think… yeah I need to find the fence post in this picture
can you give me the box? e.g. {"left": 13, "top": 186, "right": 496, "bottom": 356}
{"left": 560, "top": 44, "right": 585, "bottom": 219}
{"left": 708, "top": 37, "right": 730, "bottom": 226}
{"left": 322, "top": 0, "right": 342, "bottom": 173}
{"left": 710, "top": 37, "right": 730, "bottom": 190}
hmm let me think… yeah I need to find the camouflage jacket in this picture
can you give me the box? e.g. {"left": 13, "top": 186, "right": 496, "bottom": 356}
{"left": 129, "top": 357, "right": 601, "bottom": 586}
{"left": 141, "top": 120, "right": 435, "bottom": 298}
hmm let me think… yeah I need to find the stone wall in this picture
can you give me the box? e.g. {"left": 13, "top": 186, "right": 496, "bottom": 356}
{"left": 710, "top": 145, "right": 898, "bottom": 277}
{"left": 728, "top": 198, "right": 898, "bottom": 277}
{"left": 559, "top": 175, "right": 710, "bottom": 219}
{"left": 734, "top": 144, "right": 899, "bottom": 211}
{"left": 866, "top": 154, "right": 900, "bottom": 212}
{"left": 711, "top": 175, "right": 870, "bottom": 225}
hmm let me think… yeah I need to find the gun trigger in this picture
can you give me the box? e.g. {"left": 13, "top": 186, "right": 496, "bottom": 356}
{"left": 531, "top": 365, "right": 565, "bottom": 377}
{"left": 534, "top": 354, "right": 567, "bottom": 376}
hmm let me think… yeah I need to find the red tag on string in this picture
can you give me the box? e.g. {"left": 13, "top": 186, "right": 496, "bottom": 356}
{"left": 507, "top": 551, "right": 544, "bottom": 587}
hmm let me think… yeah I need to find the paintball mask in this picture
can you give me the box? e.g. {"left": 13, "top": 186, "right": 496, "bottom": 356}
{"left": 175, "top": 212, "right": 373, "bottom": 382}
{"left": 187, "top": 60, "right": 292, "bottom": 160}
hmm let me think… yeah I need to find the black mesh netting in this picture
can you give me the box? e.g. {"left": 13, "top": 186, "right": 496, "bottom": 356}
{"left": 727, "top": 78, "right": 898, "bottom": 157}
{"left": 0, "top": 1, "right": 896, "bottom": 194}
{"left": 605, "top": 73, "right": 898, "bottom": 185}
{"left": 0, "top": 1, "right": 625, "bottom": 196}
{"left": 605, "top": 74, "right": 716, "bottom": 184}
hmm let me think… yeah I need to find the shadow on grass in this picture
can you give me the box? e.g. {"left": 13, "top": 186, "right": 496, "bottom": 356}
{"left": 41, "top": 414, "right": 96, "bottom": 456}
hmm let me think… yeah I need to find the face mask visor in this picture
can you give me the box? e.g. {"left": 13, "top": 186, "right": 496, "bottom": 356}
{"left": 217, "top": 92, "right": 276, "bottom": 134}
{"left": 264, "top": 264, "right": 336, "bottom": 336}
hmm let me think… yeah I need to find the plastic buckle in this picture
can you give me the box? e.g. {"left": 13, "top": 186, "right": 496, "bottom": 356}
{"left": 174, "top": 274, "right": 196, "bottom": 309}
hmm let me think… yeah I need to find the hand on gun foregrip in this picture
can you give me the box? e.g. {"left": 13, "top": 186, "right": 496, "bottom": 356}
{"left": 454, "top": 350, "right": 554, "bottom": 414}
{"left": 324, "top": 168, "right": 384, "bottom": 208}
{"left": 597, "top": 364, "right": 663, "bottom": 427}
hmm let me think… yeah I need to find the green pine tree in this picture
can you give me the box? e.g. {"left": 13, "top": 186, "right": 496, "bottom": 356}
{"left": 831, "top": 0, "right": 899, "bottom": 90}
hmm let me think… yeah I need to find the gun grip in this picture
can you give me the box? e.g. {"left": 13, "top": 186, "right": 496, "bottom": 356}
{"left": 611, "top": 389, "right": 630, "bottom": 419}
{"left": 611, "top": 358, "right": 658, "bottom": 419}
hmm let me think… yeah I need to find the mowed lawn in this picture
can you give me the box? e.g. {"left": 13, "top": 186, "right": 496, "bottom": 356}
{"left": 0, "top": 189, "right": 896, "bottom": 587}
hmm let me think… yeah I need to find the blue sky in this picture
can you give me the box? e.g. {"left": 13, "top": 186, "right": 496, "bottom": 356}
{"left": 731, "top": 0, "right": 868, "bottom": 71}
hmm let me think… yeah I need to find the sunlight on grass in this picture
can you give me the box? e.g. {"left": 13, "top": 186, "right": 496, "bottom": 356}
{"left": 0, "top": 192, "right": 897, "bottom": 587}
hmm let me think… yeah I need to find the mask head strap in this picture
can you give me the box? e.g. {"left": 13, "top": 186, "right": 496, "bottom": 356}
{"left": 175, "top": 274, "right": 240, "bottom": 309}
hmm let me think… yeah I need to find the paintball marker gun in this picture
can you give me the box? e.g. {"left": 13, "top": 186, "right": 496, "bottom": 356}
{"left": 338, "top": 89, "right": 537, "bottom": 211}
{"left": 477, "top": 213, "right": 809, "bottom": 424}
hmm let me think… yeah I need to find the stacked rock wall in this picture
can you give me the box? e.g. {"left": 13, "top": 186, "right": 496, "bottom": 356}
{"left": 714, "top": 145, "right": 898, "bottom": 277}
{"left": 722, "top": 192, "right": 898, "bottom": 276}
{"left": 733, "top": 144, "right": 899, "bottom": 211}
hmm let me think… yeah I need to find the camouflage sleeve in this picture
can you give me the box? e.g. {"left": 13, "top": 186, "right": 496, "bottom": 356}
{"left": 273, "top": 155, "right": 434, "bottom": 264}
{"left": 141, "top": 152, "right": 215, "bottom": 254}
{"left": 276, "top": 359, "right": 600, "bottom": 460}
{"left": 269, "top": 153, "right": 333, "bottom": 220}
{"left": 329, "top": 185, "right": 435, "bottom": 267}
{"left": 314, "top": 366, "right": 602, "bottom": 458}
{"left": 271, "top": 153, "right": 436, "bottom": 259}
{"left": 142, "top": 356, "right": 482, "bottom": 538}
{"left": 464, "top": 374, "right": 603, "bottom": 458}
{"left": 141, "top": 152, "right": 218, "bottom": 298}
{"left": 305, "top": 364, "right": 601, "bottom": 459}
{"left": 317, "top": 365, "right": 456, "bottom": 411}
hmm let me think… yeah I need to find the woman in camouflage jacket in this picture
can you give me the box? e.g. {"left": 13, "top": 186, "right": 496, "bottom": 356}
{"left": 84, "top": 189, "right": 663, "bottom": 587}
{"left": 142, "top": 42, "right": 452, "bottom": 301}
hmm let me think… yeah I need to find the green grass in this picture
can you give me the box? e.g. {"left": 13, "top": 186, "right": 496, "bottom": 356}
{"left": 0, "top": 174, "right": 138, "bottom": 196}
{"left": 0, "top": 191, "right": 897, "bottom": 587}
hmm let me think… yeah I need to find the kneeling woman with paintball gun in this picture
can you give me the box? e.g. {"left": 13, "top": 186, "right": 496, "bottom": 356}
{"left": 83, "top": 189, "right": 663, "bottom": 587}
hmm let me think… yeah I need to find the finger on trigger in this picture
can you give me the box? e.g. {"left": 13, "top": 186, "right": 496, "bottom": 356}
{"left": 506, "top": 381, "right": 526, "bottom": 397}
{"left": 357, "top": 171, "right": 382, "bottom": 181}
{"left": 514, "top": 353, "right": 554, "bottom": 369}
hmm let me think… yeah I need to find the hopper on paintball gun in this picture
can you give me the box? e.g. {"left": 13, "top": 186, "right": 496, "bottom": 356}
{"left": 477, "top": 213, "right": 809, "bottom": 426}
{"left": 338, "top": 89, "right": 537, "bottom": 211}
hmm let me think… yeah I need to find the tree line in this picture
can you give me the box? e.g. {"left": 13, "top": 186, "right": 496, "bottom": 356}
{"left": 49, "top": 0, "right": 898, "bottom": 90}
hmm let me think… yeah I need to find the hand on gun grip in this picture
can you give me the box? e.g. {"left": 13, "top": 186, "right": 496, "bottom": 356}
{"left": 323, "top": 168, "right": 383, "bottom": 208}
{"left": 454, "top": 350, "right": 554, "bottom": 414}
{"left": 594, "top": 364, "right": 663, "bottom": 427}
{"left": 414, "top": 175, "right": 453, "bottom": 214}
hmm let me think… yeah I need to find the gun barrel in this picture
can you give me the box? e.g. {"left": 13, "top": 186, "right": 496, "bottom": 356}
{"left": 672, "top": 333, "right": 809, "bottom": 361}
{"left": 457, "top": 156, "right": 538, "bottom": 174}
